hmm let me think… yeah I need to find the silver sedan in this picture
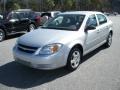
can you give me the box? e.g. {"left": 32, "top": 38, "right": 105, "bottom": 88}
{"left": 13, "top": 11, "right": 113, "bottom": 71}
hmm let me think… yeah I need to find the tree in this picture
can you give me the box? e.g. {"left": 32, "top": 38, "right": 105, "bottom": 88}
{"left": 6, "top": 0, "right": 21, "bottom": 11}
{"left": 79, "top": 0, "right": 92, "bottom": 10}
{"left": 62, "top": 0, "right": 76, "bottom": 10}
{"left": 0, "top": 0, "right": 113, "bottom": 12}
{"left": 38, "top": 0, "right": 55, "bottom": 11}
{"left": 45, "top": 0, "right": 55, "bottom": 11}
{"left": 13, "top": 3, "right": 21, "bottom": 10}
{"left": 28, "top": 0, "right": 38, "bottom": 11}
{"left": 53, "top": 0, "right": 64, "bottom": 10}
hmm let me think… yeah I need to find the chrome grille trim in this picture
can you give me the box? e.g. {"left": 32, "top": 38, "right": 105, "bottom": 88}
{"left": 17, "top": 44, "right": 38, "bottom": 53}
{"left": 18, "top": 45, "right": 36, "bottom": 52}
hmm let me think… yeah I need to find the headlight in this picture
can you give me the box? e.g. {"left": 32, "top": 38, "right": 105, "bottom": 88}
{"left": 39, "top": 43, "right": 63, "bottom": 55}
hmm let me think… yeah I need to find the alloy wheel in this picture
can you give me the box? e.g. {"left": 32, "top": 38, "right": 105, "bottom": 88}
{"left": 0, "top": 30, "right": 5, "bottom": 42}
{"left": 70, "top": 51, "right": 81, "bottom": 69}
{"left": 108, "top": 34, "right": 112, "bottom": 46}
{"left": 29, "top": 24, "right": 35, "bottom": 32}
{"left": 66, "top": 48, "right": 82, "bottom": 71}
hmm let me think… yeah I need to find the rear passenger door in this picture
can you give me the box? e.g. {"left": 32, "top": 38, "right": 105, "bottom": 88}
{"left": 96, "top": 14, "right": 109, "bottom": 42}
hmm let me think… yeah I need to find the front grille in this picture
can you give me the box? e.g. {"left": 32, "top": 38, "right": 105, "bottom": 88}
{"left": 18, "top": 44, "right": 38, "bottom": 53}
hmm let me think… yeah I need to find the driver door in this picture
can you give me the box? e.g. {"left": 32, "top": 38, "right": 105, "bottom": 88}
{"left": 84, "top": 14, "right": 100, "bottom": 52}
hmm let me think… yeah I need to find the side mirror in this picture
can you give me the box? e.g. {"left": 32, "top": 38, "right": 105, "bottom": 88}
{"left": 85, "top": 25, "right": 96, "bottom": 31}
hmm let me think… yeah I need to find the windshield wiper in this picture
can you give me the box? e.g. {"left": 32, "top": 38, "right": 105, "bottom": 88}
{"left": 41, "top": 26, "right": 61, "bottom": 30}
{"left": 41, "top": 26, "right": 77, "bottom": 31}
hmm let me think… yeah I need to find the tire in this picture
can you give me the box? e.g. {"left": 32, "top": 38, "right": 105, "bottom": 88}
{"left": 104, "top": 33, "right": 112, "bottom": 48}
{"left": 66, "top": 48, "right": 82, "bottom": 71}
{"left": 28, "top": 24, "right": 36, "bottom": 32}
{"left": 0, "top": 29, "right": 5, "bottom": 42}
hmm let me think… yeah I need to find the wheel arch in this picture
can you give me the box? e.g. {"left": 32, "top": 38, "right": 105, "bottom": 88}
{"left": 0, "top": 26, "right": 7, "bottom": 36}
{"left": 109, "top": 30, "right": 113, "bottom": 36}
{"left": 70, "top": 44, "right": 83, "bottom": 56}
{"left": 28, "top": 23, "right": 36, "bottom": 32}
{"left": 29, "top": 22, "right": 36, "bottom": 27}
{"left": 66, "top": 43, "right": 84, "bottom": 62}
{"left": 65, "top": 44, "right": 83, "bottom": 71}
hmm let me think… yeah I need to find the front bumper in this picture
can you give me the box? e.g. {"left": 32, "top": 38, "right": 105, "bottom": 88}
{"left": 13, "top": 46, "right": 66, "bottom": 70}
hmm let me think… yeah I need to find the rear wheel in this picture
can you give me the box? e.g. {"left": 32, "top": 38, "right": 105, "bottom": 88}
{"left": 104, "top": 33, "right": 112, "bottom": 48}
{"left": 0, "top": 29, "right": 5, "bottom": 42}
{"left": 66, "top": 48, "right": 82, "bottom": 71}
{"left": 28, "top": 24, "right": 36, "bottom": 32}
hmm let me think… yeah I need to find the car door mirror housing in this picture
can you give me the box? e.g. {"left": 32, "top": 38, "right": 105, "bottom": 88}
{"left": 85, "top": 25, "right": 96, "bottom": 31}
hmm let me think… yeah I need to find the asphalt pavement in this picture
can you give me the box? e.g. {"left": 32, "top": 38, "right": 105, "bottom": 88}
{"left": 0, "top": 16, "right": 120, "bottom": 90}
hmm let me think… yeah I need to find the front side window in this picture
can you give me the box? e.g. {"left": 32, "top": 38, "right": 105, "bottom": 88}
{"left": 86, "top": 14, "right": 98, "bottom": 27}
{"left": 42, "top": 14, "right": 85, "bottom": 31}
{"left": 7, "top": 12, "right": 19, "bottom": 20}
{"left": 97, "top": 14, "right": 107, "bottom": 25}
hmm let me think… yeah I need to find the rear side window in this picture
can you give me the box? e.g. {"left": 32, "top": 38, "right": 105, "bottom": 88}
{"left": 17, "top": 12, "right": 25, "bottom": 19}
{"left": 54, "top": 12, "right": 59, "bottom": 16}
{"left": 97, "top": 14, "right": 107, "bottom": 25}
{"left": 22, "top": 12, "right": 34, "bottom": 18}
{"left": 28, "top": 12, "right": 35, "bottom": 18}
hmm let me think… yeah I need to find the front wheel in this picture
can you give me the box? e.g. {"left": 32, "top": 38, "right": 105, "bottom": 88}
{"left": 0, "top": 29, "right": 5, "bottom": 42}
{"left": 66, "top": 48, "right": 82, "bottom": 71}
{"left": 104, "top": 33, "right": 112, "bottom": 48}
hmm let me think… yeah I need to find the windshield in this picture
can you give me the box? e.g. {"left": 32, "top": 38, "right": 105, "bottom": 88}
{"left": 42, "top": 14, "right": 85, "bottom": 31}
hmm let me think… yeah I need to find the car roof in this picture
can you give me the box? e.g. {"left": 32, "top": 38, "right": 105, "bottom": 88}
{"left": 61, "top": 11, "right": 102, "bottom": 15}
{"left": 48, "top": 11, "right": 61, "bottom": 13}
{"left": 16, "top": 9, "right": 32, "bottom": 11}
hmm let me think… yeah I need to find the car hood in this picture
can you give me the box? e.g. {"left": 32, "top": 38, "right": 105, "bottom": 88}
{"left": 18, "top": 28, "right": 79, "bottom": 47}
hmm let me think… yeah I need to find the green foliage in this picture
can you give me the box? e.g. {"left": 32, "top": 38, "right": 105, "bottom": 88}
{"left": 78, "top": 0, "right": 110, "bottom": 11}
{"left": 46, "top": 0, "right": 55, "bottom": 10}
{"left": 1, "top": 0, "right": 112, "bottom": 12}
{"left": 39, "top": 0, "right": 55, "bottom": 11}
{"left": 47, "top": 0, "right": 55, "bottom": 7}
{"left": 28, "top": 0, "right": 38, "bottom": 11}
{"left": 13, "top": 3, "right": 21, "bottom": 10}
{"left": 6, "top": 0, "right": 21, "bottom": 11}
{"left": 62, "top": 0, "right": 76, "bottom": 10}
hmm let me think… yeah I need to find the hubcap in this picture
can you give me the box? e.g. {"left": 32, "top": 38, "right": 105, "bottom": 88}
{"left": 29, "top": 24, "right": 35, "bottom": 31}
{"left": 0, "top": 31, "right": 3, "bottom": 41}
{"left": 70, "top": 51, "right": 80, "bottom": 69}
{"left": 108, "top": 34, "right": 112, "bottom": 46}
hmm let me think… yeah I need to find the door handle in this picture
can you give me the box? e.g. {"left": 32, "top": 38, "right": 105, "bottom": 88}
{"left": 105, "top": 26, "right": 109, "bottom": 30}
{"left": 97, "top": 29, "right": 100, "bottom": 33}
